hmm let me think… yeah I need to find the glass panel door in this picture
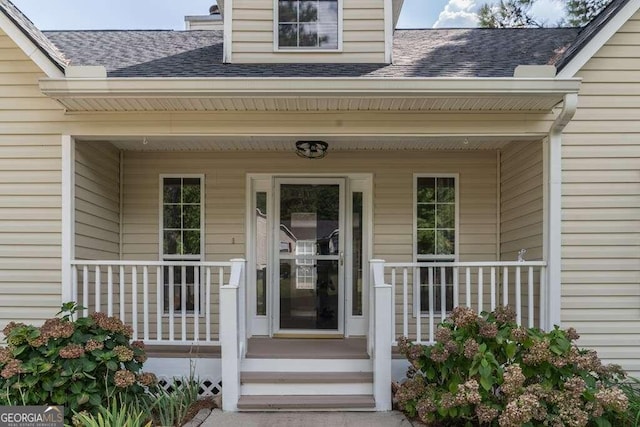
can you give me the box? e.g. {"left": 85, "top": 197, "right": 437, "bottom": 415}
{"left": 275, "top": 179, "right": 344, "bottom": 333}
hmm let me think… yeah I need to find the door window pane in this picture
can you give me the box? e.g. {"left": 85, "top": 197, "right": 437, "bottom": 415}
{"left": 256, "top": 192, "right": 268, "bottom": 316}
{"left": 352, "top": 192, "right": 363, "bottom": 316}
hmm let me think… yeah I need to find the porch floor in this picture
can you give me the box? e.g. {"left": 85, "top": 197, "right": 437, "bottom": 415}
{"left": 246, "top": 337, "right": 369, "bottom": 359}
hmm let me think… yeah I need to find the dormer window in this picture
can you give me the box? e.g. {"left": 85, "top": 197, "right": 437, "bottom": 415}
{"left": 277, "top": 0, "right": 340, "bottom": 50}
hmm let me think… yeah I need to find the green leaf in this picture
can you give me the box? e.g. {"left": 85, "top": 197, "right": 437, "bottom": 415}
{"left": 506, "top": 342, "right": 517, "bottom": 359}
{"left": 594, "top": 417, "right": 612, "bottom": 427}
{"left": 12, "top": 345, "right": 27, "bottom": 357}
{"left": 77, "top": 393, "right": 90, "bottom": 406}
{"left": 106, "top": 360, "right": 118, "bottom": 371}
{"left": 480, "top": 376, "right": 493, "bottom": 391}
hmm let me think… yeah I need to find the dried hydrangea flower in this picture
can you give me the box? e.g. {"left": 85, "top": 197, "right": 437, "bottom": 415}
{"left": 137, "top": 372, "right": 158, "bottom": 387}
{"left": 0, "top": 359, "right": 23, "bottom": 379}
{"left": 114, "top": 369, "right": 136, "bottom": 388}
{"left": 434, "top": 326, "right": 452, "bottom": 343}
{"left": 449, "top": 306, "right": 478, "bottom": 328}
{"left": 463, "top": 338, "right": 479, "bottom": 359}
{"left": 429, "top": 345, "right": 449, "bottom": 363}
{"left": 476, "top": 404, "right": 499, "bottom": 423}
{"left": 494, "top": 305, "right": 516, "bottom": 324}
{"left": 2, "top": 321, "right": 25, "bottom": 337}
{"left": 85, "top": 339, "right": 104, "bottom": 352}
{"left": 502, "top": 364, "right": 525, "bottom": 396}
{"left": 0, "top": 347, "right": 12, "bottom": 365}
{"left": 114, "top": 345, "right": 134, "bottom": 362}
{"left": 59, "top": 344, "right": 85, "bottom": 359}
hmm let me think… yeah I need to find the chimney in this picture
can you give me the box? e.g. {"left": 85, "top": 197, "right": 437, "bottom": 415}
{"left": 185, "top": 2, "right": 223, "bottom": 31}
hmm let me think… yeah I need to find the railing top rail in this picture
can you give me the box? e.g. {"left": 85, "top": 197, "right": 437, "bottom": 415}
{"left": 71, "top": 260, "right": 234, "bottom": 267}
{"left": 383, "top": 261, "right": 547, "bottom": 268}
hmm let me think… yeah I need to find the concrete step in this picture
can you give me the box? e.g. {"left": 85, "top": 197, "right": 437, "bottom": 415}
{"left": 237, "top": 394, "right": 376, "bottom": 411}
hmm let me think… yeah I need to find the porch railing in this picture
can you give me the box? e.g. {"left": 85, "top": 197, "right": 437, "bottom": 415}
{"left": 372, "top": 260, "right": 547, "bottom": 345}
{"left": 70, "top": 260, "right": 243, "bottom": 346}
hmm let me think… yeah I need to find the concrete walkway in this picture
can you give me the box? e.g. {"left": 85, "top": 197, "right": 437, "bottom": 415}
{"left": 200, "top": 409, "right": 416, "bottom": 427}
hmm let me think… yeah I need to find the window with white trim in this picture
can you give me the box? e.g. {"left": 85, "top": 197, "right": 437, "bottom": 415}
{"left": 161, "top": 176, "right": 203, "bottom": 313}
{"left": 415, "top": 176, "right": 457, "bottom": 313}
{"left": 277, "top": 0, "right": 339, "bottom": 49}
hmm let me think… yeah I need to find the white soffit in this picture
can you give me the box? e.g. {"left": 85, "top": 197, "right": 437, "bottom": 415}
{"left": 40, "top": 77, "right": 581, "bottom": 113}
{"left": 83, "top": 135, "right": 542, "bottom": 152}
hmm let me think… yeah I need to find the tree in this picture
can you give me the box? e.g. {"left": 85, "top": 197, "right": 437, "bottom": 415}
{"left": 565, "top": 0, "right": 611, "bottom": 26}
{"left": 477, "top": 0, "right": 543, "bottom": 28}
{"left": 477, "top": 0, "right": 612, "bottom": 28}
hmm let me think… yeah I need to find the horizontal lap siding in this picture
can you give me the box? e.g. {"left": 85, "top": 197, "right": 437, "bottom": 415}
{"left": 231, "top": 0, "right": 386, "bottom": 63}
{"left": 501, "top": 140, "right": 543, "bottom": 260}
{"left": 0, "top": 30, "right": 66, "bottom": 331}
{"left": 563, "top": 12, "right": 640, "bottom": 376}
{"left": 74, "top": 142, "right": 120, "bottom": 260}
{"left": 121, "top": 150, "right": 498, "bottom": 339}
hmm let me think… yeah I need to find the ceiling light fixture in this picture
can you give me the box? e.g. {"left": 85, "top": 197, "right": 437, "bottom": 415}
{"left": 295, "top": 140, "right": 328, "bottom": 159}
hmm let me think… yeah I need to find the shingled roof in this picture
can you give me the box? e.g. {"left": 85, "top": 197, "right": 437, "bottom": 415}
{"left": 0, "top": 0, "right": 67, "bottom": 70}
{"left": 44, "top": 28, "right": 580, "bottom": 78}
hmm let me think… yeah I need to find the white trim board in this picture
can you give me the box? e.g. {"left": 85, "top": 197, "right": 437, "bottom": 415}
{"left": 0, "top": 10, "right": 64, "bottom": 78}
{"left": 557, "top": 0, "right": 640, "bottom": 77}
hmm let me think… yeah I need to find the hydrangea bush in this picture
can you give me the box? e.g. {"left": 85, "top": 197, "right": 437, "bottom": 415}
{"left": 394, "top": 306, "right": 629, "bottom": 426}
{"left": 0, "top": 302, "right": 157, "bottom": 420}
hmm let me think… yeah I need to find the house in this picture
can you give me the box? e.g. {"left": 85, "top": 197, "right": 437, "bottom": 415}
{"left": 0, "top": 0, "right": 638, "bottom": 412}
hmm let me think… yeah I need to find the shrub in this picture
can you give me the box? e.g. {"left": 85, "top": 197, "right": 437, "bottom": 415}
{"left": 620, "top": 377, "right": 640, "bottom": 427}
{"left": 143, "top": 376, "right": 201, "bottom": 427}
{"left": 0, "top": 302, "right": 157, "bottom": 421}
{"left": 72, "top": 397, "right": 152, "bottom": 427}
{"left": 394, "top": 306, "right": 629, "bottom": 426}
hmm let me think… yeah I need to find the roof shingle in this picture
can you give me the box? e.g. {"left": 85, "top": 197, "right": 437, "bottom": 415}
{"left": 44, "top": 28, "right": 580, "bottom": 78}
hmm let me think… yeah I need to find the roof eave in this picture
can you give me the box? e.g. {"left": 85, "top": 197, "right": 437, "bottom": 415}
{"left": 557, "top": 0, "right": 640, "bottom": 77}
{"left": 39, "top": 76, "right": 582, "bottom": 113}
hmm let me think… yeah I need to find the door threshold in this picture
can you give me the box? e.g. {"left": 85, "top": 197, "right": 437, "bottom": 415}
{"left": 272, "top": 333, "right": 345, "bottom": 339}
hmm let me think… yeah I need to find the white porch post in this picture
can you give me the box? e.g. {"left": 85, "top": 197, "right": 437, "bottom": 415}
{"left": 371, "top": 259, "right": 392, "bottom": 411}
{"left": 220, "top": 259, "right": 245, "bottom": 412}
{"left": 544, "top": 94, "right": 578, "bottom": 330}
{"left": 61, "top": 135, "right": 75, "bottom": 303}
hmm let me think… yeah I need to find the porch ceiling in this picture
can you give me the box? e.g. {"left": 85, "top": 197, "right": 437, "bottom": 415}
{"left": 40, "top": 77, "right": 581, "bottom": 113}
{"left": 83, "top": 135, "right": 541, "bottom": 151}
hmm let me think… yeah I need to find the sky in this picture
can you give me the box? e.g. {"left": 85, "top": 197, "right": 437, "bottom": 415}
{"left": 9, "top": 0, "right": 566, "bottom": 31}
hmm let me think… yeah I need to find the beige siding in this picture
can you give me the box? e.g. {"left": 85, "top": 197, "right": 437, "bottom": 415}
{"left": 500, "top": 140, "right": 543, "bottom": 261}
{"left": 231, "top": 0, "right": 386, "bottom": 63}
{"left": 120, "top": 149, "right": 498, "bottom": 337}
{"left": 74, "top": 142, "right": 120, "bottom": 260}
{"left": 0, "top": 29, "right": 66, "bottom": 329}
{"left": 563, "top": 11, "right": 640, "bottom": 375}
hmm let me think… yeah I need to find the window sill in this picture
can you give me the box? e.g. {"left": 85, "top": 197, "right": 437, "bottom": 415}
{"left": 274, "top": 47, "right": 343, "bottom": 54}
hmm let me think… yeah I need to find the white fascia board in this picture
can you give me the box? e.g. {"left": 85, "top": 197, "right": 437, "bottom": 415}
{"left": 39, "top": 77, "right": 581, "bottom": 98}
{"left": 557, "top": 0, "right": 640, "bottom": 77}
{"left": 0, "top": 10, "right": 64, "bottom": 78}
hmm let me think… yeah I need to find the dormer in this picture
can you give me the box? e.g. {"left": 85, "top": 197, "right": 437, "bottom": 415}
{"left": 218, "top": 0, "right": 404, "bottom": 64}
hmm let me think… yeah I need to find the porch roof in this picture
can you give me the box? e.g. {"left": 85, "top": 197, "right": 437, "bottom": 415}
{"left": 40, "top": 76, "right": 581, "bottom": 113}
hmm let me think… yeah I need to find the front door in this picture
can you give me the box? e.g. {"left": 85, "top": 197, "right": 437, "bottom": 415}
{"left": 274, "top": 178, "right": 345, "bottom": 335}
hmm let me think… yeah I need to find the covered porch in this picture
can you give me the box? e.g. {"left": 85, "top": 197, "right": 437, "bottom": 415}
{"left": 63, "top": 132, "right": 558, "bottom": 410}
{"left": 49, "top": 74, "right": 579, "bottom": 410}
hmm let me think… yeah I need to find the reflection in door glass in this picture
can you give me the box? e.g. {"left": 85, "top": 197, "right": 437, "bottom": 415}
{"left": 256, "top": 192, "right": 267, "bottom": 316}
{"left": 352, "top": 192, "right": 363, "bottom": 316}
{"left": 279, "top": 184, "right": 340, "bottom": 330}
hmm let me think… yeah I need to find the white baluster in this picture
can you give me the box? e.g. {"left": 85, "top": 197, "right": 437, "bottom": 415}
{"left": 132, "top": 266, "right": 138, "bottom": 340}
{"left": 156, "top": 266, "right": 162, "bottom": 341}
{"left": 478, "top": 267, "right": 483, "bottom": 313}
{"left": 143, "top": 266, "right": 149, "bottom": 341}
{"left": 465, "top": 267, "right": 471, "bottom": 307}
{"left": 95, "top": 266, "right": 101, "bottom": 312}
{"left": 440, "top": 267, "right": 446, "bottom": 318}
{"left": 194, "top": 267, "right": 200, "bottom": 342}
{"left": 107, "top": 266, "right": 113, "bottom": 317}
{"left": 515, "top": 266, "right": 522, "bottom": 325}
{"left": 528, "top": 267, "right": 534, "bottom": 328}
{"left": 428, "top": 267, "right": 434, "bottom": 343}
{"left": 181, "top": 266, "right": 187, "bottom": 341}
{"left": 402, "top": 268, "right": 408, "bottom": 338}
{"left": 206, "top": 267, "right": 212, "bottom": 342}
{"left": 119, "top": 266, "right": 125, "bottom": 322}
{"left": 453, "top": 267, "right": 459, "bottom": 308}
{"left": 169, "top": 266, "right": 175, "bottom": 341}
{"left": 82, "top": 266, "right": 89, "bottom": 317}
{"left": 503, "top": 266, "right": 509, "bottom": 306}
{"left": 490, "top": 267, "right": 496, "bottom": 311}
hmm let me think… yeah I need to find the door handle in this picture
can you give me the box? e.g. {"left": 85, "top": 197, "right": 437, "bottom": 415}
{"left": 340, "top": 252, "right": 344, "bottom": 266}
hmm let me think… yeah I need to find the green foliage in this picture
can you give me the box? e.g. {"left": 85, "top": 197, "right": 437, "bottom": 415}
{"left": 71, "top": 398, "right": 152, "bottom": 427}
{"left": 619, "top": 377, "right": 640, "bottom": 427}
{"left": 0, "top": 303, "right": 157, "bottom": 422}
{"left": 565, "top": 0, "right": 611, "bottom": 26}
{"left": 477, "top": 0, "right": 543, "bottom": 28}
{"left": 394, "top": 306, "right": 629, "bottom": 426}
{"left": 477, "top": 0, "right": 613, "bottom": 28}
{"left": 143, "top": 376, "right": 201, "bottom": 427}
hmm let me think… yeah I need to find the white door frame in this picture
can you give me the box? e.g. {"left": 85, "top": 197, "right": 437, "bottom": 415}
{"left": 245, "top": 173, "right": 373, "bottom": 338}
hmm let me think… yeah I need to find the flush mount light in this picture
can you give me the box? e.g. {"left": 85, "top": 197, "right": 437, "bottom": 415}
{"left": 295, "top": 140, "right": 328, "bottom": 159}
